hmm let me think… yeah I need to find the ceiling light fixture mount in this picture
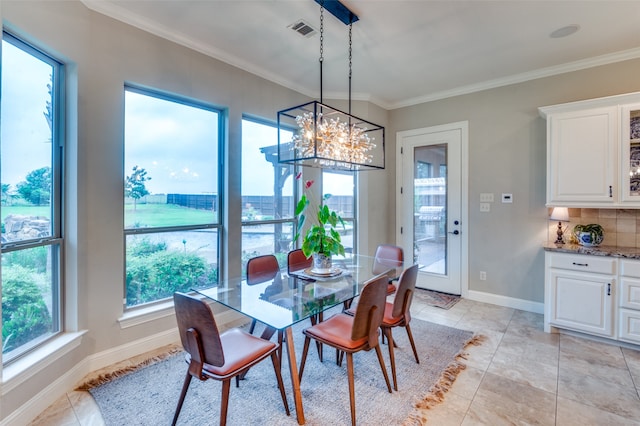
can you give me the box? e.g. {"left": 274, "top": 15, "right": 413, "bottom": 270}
{"left": 277, "top": 0, "right": 385, "bottom": 171}
{"left": 550, "top": 24, "right": 580, "bottom": 39}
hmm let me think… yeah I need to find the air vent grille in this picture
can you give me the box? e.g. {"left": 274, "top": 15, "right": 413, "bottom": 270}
{"left": 288, "top": 20, "right": 316, "bottom": 38}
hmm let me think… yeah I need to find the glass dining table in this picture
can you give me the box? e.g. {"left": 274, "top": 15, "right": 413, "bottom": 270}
{"left": 194, "top": 254, "right": 403, "bottom": 425}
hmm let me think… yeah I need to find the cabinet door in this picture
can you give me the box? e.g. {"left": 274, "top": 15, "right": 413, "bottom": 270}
{"left": 548, "top": 269, "right": 615, "bottom": 337}
{"left": 619, "top": 308, "right": 640, "bottom": 344}
{"left": 620, "top": 103, "right": 640, "bottom": 204}
{"left": 547, "top": 107, "right": 617, "bottom": 205}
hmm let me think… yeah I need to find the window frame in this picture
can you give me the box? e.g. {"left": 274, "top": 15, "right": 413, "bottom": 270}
{"left": 1, "top": 31, "right": 65, "bottom": 365}
{"left": 123, "top": 85, "right": 224, "bottom": 309}
{"left": 240, "top": 116, "right": 299, "bottom": 268}
{"left": 321, "top": 169, "right": 357, "bottom": 254}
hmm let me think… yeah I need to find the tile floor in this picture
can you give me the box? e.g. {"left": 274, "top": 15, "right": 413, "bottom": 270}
{"left": 30, "top": 297, "right": 640, "bottom": 425}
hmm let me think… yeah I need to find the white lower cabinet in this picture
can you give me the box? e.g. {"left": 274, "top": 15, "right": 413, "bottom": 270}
{"left": 546, "top": 252, "right": 640, "bottom": 346}
{"left": 619, "top": 260, "right": 640, "bottom": 344}
{"left": 545, "top": 252, "right": 615, "bottom": 337}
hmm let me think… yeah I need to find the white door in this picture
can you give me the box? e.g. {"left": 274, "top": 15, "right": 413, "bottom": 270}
{"left": 396, "top": 122, "right": 468, "bottom": 295}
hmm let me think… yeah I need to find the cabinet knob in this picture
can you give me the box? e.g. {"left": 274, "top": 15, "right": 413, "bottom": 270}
{"left": 607, "top": 283, "right": 611, "bottom": 296}
{"left": 609, "top": 186, "right": 613, "bottom": 197}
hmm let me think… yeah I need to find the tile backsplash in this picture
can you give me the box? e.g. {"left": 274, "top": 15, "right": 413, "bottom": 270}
{"left": 549, "top": 208, "right": 640, "bottom": 247}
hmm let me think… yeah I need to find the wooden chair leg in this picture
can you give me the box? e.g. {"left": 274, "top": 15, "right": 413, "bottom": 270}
{"left": 374, "top": 344, "right": 393, "bottom": 393}
{"left": 405, "top": 323, "right": 420, "bottom": 364}
{"left": 299, "top": 336, "right": 311, "bottom": 381}
{"left": 384, "top": 328, "right": 398, "bottom": 391}
{"left": 270, "top": 352, "right": 291, "bottom": 416}
{"left": 277, "top": 331, "right": 284, "bottom": 366}
{"left": 249, "top": 318, "right": 257, "bottom": 334}
{"left": 316, "top": 312, "right": 324, "bottom": 362}
{"left": 220, "top": 379, "right": 231, "bottom": 426}
{"left": 346, "top": 352, "right": 357, "bottom": 426}
{"left": 172, "top": 372, "right": 192, "bottom": 426}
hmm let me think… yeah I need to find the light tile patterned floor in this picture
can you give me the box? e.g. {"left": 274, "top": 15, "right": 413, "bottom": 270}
{"left": 30, "top": 296, "right": 640, "bottom": 425}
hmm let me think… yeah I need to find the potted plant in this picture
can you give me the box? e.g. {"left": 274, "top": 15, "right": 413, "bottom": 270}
{"left": 294, "top": 175, "right": 346, "bottom": 272}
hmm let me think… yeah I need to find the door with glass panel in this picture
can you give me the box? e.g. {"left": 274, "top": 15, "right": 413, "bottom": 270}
{"left": 397, "top": 123, "right": 467, "bottom": 295}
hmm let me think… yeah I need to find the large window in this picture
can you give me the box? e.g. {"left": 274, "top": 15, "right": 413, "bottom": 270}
{"left": 124, "top": 88, "right": 221, "bottom": 307}
{"left": 241, "top": 118, "right": 295, "bottom": 271}
{"left": 322, "top": 171, "right": 356, "bottom": 253}
{"left": 1, "top": 33, "right": 63, "bottom": 363}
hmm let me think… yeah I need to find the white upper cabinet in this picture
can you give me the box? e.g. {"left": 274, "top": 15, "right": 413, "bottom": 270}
{"left": 540, "top": 92, "right": 640, "bottom": 207}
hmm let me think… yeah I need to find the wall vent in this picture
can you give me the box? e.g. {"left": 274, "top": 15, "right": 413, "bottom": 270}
{"left": 288, "top": 19, "right": 317, "bottom": 38}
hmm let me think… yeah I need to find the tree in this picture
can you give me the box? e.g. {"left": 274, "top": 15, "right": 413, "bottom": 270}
{"left": 125, "top": 165, "right": 151, "bottom": 210}
{"left": 16, "top": 167, "right": 51, "bottom": 206}
{"left": 1, "top": 183, "right": 11, "bottom": 206}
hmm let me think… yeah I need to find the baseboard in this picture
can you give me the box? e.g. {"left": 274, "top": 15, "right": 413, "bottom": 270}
{"left": 0, "top": 309, "right": 242, "bottom": 426}
{"left": 466, "top": 289, "right": 544, "bottom": 314}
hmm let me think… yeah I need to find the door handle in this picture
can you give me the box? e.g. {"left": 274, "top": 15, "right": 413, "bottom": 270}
{"left": 448, "top": 230, "right": 460, "bottom": 235}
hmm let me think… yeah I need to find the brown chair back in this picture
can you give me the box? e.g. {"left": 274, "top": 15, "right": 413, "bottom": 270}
{"left": 372, "top": 244, "right": 404, "bottom": 277}
{"left": 173, "top": 292, "right": 224, "bottom": 368}
{"left": 391, "top": 264, "right": 419, "bottom": 320}
{"left": 246, "top": 254, "right": 280, "bottom": 285}
{"left": 351, "top": 274, "right": 388, "bottom": 347}
{"left": 287, "top": 249, "right": 312, "bottom": 274}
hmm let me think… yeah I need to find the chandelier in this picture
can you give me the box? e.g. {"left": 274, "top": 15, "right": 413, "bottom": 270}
{"left": 277, "top": 0, "right": 385, "bottom": 171}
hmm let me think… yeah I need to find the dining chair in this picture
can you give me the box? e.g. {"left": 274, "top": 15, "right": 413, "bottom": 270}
{"left": 246, "top": 254, "right": 281, "bottom": 335}
{"left": 372, "top": 244, "right": 404, "bottom": 295}
{"left": 298, "top": 273, "right": 392, "bottom": 426}
{"left": 379, "top": 263, "right": 420, "bottom": 391}
{"left": 246, "top": 254, "right": 286, "bottom": 361}
{"left": 171, "top": 292, "right": 290, "bottom": 426}
{"left": 287, "top": 248, "right": 312, "bottom": 275}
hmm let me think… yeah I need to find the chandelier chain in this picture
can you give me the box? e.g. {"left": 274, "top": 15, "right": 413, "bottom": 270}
{"left": 348, "top": 22, "right": 353, "bottom": 115}
{"left": 319, "top": 3, "right": 324, "bottom": 103}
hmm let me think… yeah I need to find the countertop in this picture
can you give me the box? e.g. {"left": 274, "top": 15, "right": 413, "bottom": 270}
{"left": 544, "top": 242, "right": 640, "bottom": 259}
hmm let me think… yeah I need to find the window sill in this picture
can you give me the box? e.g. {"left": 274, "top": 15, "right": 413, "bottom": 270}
{"left": 118, "top": 300, "right": 176, "bottom": 329}
{"left": 2, "top": 331, "right": 86, "bottom": 394}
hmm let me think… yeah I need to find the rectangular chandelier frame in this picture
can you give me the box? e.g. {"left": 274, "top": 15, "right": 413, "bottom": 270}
{"left": 277, "top": 100, "right": 385, "bottom": 172}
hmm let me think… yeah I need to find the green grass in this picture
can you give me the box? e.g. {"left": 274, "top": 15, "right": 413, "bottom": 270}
{"left": 1, "top": 204, "right": 217, "bottom": 228}
{"left": 125, "top": 203, "right": 217, "bottom": 228}
{"left": 2, "top": 206, "right": 50, "bottom": 219}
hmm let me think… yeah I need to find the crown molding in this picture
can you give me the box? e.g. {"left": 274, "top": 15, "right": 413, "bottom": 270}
{"left": 81, "top": 1, "right": 640, "bottom": 112}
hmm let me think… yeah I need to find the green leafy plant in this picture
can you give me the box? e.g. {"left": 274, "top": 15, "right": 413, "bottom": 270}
{"left": 2, "top": 265, "right": 52, "bottom": 353}
{"left": 126, "top": 239, "right": 217, "bottom": 306}
{"left": 294, "top": 175, "right": 345, "bottom": 259}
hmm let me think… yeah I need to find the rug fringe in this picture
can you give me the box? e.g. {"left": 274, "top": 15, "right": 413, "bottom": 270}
{"left": 76, "top": 344, "right": 182, "bottom": 391}
{"left": 402, "top": 333, "right": 486, "bottom": 425}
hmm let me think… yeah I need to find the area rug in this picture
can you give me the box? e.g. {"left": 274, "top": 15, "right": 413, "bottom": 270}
{"left": 82, "top": 317, "right": 480, "bottom": 426}
{"left": 413, "top": 288, "right": 460, "bottom": 310}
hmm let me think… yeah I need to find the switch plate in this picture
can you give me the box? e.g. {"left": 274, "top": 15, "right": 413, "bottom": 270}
{"left": 480, "top": 193, "right": 494, "bottom": 202}
{"left": 480, "top": 271, "right": 487, "bottom": 281}
{"left": 502, "top": 193, "right": 513, "bottom": 203}
{"left": 480, "top": 203, "right": 490, "bottom": 212}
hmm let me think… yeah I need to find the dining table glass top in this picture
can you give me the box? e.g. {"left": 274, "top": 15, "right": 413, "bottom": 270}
{"left": 194, "top": 254, "right": 403, "bottom": 330}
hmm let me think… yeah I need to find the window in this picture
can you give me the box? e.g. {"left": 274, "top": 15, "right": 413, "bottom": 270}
{"left": 1, "top": 32, "right": 63, "bottom": 363}
{"left": 124, "top": 88, "right": 221, "bottom": 307}
{"left": 241, "top": 118, "right": 295, "bottom": 271}
{"left": 322, "top": 171, "right": 356, "bottom": 253}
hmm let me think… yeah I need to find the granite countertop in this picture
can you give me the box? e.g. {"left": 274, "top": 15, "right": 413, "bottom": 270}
{"left": 544, "top": 242, "right": 640, "bottom": 259}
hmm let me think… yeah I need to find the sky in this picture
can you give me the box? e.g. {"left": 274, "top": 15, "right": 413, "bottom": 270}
{"left": 1, "top": 40, "right": 53, "bottom": 189}
{"left": 2, "top": 39, "right": 352, "bottom": 198}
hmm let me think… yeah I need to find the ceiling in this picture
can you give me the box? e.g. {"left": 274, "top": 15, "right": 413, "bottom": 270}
{"left": 82, "top": 0, "right": 640, "bottom": 110}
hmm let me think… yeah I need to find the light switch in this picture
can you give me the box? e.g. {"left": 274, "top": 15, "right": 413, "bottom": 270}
{"left": 480, "top": 193, "right": 494, "bottom": 202}
{"left": 480, "top": 203, "right": 490, "bottom": 212}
